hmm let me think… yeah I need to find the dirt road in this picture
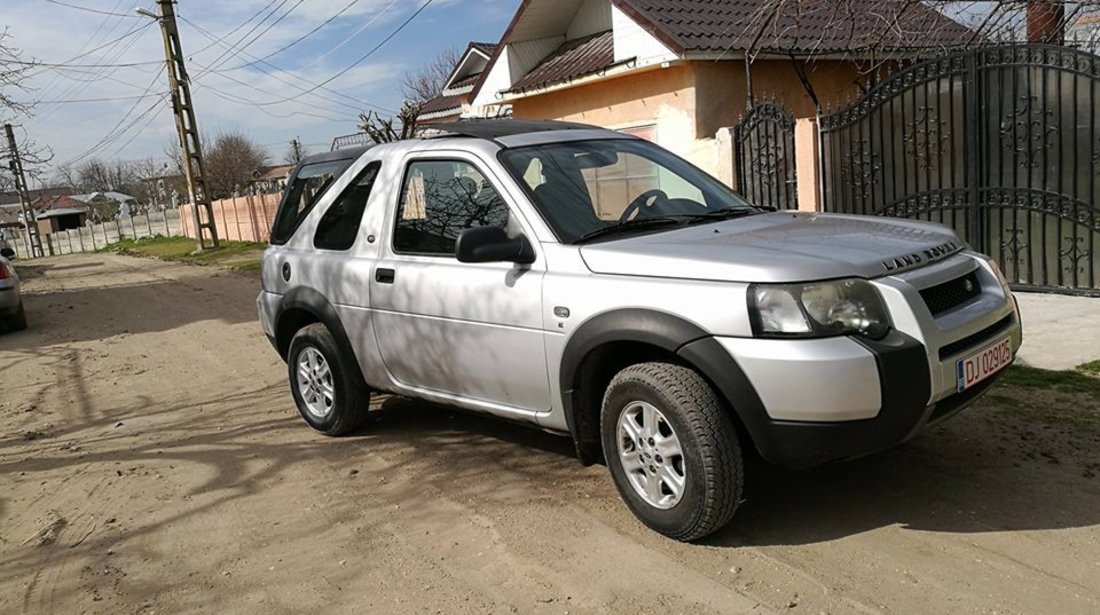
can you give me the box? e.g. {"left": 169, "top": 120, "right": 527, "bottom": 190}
{"left": 2, "top": 254, "right": 1098, "bottom": 614}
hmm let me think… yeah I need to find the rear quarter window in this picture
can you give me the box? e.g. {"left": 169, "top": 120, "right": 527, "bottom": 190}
{"left": 270, "top": 160, "right": 352, "bottom": 244}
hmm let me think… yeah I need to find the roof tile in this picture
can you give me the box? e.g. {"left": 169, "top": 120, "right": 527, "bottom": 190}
{"left": 616, "top": 0, "right": 973, "bottom": 53}
{"left": 509, "top": 30, "right": 618, "bottom": 93}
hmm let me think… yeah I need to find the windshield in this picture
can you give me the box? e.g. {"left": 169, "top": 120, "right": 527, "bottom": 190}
{"left": 499, "top": 139, "right": 755, "bottom": 243}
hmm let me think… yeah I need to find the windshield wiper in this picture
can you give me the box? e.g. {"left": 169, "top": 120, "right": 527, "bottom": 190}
{"left": 573, "top": 217, "right": 684, "bottom": 244}
{"left": 679, "top": 207, "right": 764, "bottom": 221}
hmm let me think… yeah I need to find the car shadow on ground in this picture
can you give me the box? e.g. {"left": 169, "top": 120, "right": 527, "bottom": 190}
{"left": 356, "top": 397, "right": 1100, "bottom": 547}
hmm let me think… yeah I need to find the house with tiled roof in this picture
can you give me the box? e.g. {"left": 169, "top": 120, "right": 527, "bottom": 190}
{"left": 471, "top": 0, "right": 972, "bottom": 185}
{"left": 418, "top": 42, "right": 502, "bottom": 125}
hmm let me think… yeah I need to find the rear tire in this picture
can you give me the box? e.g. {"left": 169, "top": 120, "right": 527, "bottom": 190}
{"left": 601, "top": 362, "right": 743, "bottom": 541}
{"left": 287, "top": 323, "right": 369, "bottom": 436}
{"left": 7, "top": 301, "right": 26, "bottom": 332}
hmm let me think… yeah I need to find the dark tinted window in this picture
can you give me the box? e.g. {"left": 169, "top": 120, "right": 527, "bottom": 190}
{"left": 313, "top": 162, "right": 381, "bottom": 251}
{"left": 393, "top": 160, "right": 510, "bottom": 255}
{"left": 270, "top": 160, "right": 351, "bottom": 244}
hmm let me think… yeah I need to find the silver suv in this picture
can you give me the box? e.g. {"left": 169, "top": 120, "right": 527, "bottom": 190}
{"left": 258, "top": 120, "right": 1021, "bottom": 541}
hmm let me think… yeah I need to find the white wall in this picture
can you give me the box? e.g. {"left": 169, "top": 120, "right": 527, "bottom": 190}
{"left": 566, "top": 0, "right": 612, "bottom": 39}
{"left": 612, "top": 3, "right": 677, "bottom": 67}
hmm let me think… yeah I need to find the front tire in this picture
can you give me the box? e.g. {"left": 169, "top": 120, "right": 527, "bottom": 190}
{"left": 601, "top": 362, "right": 743, "bottom": 541}
{"left": 287, "top": 323, "right": 369, "bottom": 436}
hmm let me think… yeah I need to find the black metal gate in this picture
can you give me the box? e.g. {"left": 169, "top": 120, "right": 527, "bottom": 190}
{"left": 820, "top": 45, "right": 1100, "bottom": 295}
{"left": 735, "top": 102, "right": 798, "bottom": 210}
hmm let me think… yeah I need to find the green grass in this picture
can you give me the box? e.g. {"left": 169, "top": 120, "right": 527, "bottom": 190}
{"left": 999, "top": 363, "right": 1100, "bottom": 401}
{"left": 1078, "top": 360, "right": 1100, "bottom": 377}
{"left": 103, "top": 236, "right": 265, "bottom": 272}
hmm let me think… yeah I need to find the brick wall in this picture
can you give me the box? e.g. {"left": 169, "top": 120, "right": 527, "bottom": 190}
{"left": 180, "top": 193, "right": 280, "bottom": 244}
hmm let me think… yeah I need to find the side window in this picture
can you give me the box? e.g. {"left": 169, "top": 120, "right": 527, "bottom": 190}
{"left": 393, "top": 160, "right": 510, "bottom": 256}
{"left": 270, "top": 160, "right": 349, "bottom": 244}
{"left": 314, "top": 162, "right": 381, "bottom": 251}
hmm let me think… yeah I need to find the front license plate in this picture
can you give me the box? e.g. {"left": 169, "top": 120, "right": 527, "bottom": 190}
{"left": 956, "top": 336, "right": 1012, "bottom": 393}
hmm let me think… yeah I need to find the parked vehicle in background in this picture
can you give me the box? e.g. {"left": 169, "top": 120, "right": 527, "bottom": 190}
{"left": 256, "top": 120, "right": 1022, "bottom": 541}
{"left": 0, "top": 247, "right": 27, "bottom": 332}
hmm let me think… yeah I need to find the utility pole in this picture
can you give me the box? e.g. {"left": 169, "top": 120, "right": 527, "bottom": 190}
{"left": 4, "top": 123, "right": 44, "bottom": 258}
{"left": 139, "top": 0, "right": 219, "bottom": 251}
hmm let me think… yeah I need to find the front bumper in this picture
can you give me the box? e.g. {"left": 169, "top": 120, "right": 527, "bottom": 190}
{"left": 696, "top": 254, "right": 1022, "bottom": 468}
{"left": 712, "top": 329, "right": 1013, "bottom": 468}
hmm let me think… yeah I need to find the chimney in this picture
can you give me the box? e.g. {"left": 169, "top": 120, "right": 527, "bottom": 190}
{"left": 1027, "top": 1, "right": 1066, "bottom": 45}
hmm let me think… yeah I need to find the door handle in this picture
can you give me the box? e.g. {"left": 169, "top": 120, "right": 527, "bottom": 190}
{"left": 375, "top": 268, "right": 395, "bottom": 284}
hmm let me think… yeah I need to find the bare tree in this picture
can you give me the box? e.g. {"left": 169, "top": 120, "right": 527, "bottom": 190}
{"left": 285, "top": 137, "right": 309, "bottom": 165}
{"left": 358, "top": 101, "right": 423, "bottom": 144}
{"left": 0, "top": 29, "right": 52, "bottom": 190}
{"left": 402, "top": 46, "right": 462, "bottom": 103}
{"left": 203, "top": 130, "right": 269, "bottom": 199}
{"left": 73, "top": 159, "right": 133, "bottom": 193}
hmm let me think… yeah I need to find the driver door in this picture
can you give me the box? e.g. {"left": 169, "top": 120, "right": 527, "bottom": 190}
{"left": 370, "top": 154, "right": 551, "bottom": 415}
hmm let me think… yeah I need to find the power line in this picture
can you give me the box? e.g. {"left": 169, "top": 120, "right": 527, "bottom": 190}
{"left": 33, "top": 93, "right": 164, "bottom": 104}
{"left": 289, "top": 0, "right": 402, "bottom": 71}
{"left": 196, "top": 0, "right": 291, "bottom": 76}
{"left": 202, "top": 86, "right": 360, "bottom": 123}
{"left": 182, "top": 1, "right": 286, "bottom": 58}
{"left": 61, "top": 95, "right": 167, "bottom": 167}
{"left": 228, "top": 0, "right": 365, "bottom": 69}
{"left": 30, "top": 0, "right": 130, "bottom": 105}
{"left": 201, "top": 0, "right": 307, "bottom": 75}
{"left": 248, "top": 0, "right": 436, "bottom": 106}
{"left": 39, "top": 0, "right": 141, "bottom": 18}
{"left": 19, "top": 21, "right": 155, "bottom": 77}
{"left": 31, "top": 19, "right": 155, "bottom": 124}
{"left": 179, "top": 15, "right": 394, "bottom": 114}
{"left": 59, "top": 68, "right": 167, "bottom": 167}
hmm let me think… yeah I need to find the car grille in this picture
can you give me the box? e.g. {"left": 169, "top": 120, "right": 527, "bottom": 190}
{"left": 920, "top": 271, "right": 982, "bottom": 316}
{"left": 938, "top": 314, "right": 1015, "bottom": 360}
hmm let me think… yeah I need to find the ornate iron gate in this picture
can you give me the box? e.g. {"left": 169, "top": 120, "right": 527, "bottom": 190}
{"left": 735, "top": 102, "right": 798, "bottom": 210}
{"left": 820, "top": 45, "right": 1100, "bottom": 295}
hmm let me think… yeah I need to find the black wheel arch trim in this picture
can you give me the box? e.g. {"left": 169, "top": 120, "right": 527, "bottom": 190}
{"left": 559, "top": 309, "right": 937, "bottom": 469}
{"left": 559, "top": 308, "right": 768, "bottom": 464}
{"left": 274, "top": 286, "right": 369, "bottom": 390}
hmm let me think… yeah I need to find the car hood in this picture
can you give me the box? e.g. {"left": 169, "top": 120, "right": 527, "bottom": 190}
{"left": 578, "top": 212, "right": 965, "bottom": 283}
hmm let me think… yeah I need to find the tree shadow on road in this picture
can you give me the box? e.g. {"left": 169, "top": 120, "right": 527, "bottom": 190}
{"left": 0, "top": 263, "right": 258, "bottom": 349}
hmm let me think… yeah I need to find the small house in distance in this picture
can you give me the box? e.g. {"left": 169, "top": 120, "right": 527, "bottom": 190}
{"left": 36, "top": 207, "right": 88, "bottom": 234}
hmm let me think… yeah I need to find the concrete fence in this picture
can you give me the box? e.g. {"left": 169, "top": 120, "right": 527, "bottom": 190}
{"left": 4, "top": 209, "right": 183, "bottom": 260}
{"left": 179, "top": 193, "right": 280, "bottom": 244}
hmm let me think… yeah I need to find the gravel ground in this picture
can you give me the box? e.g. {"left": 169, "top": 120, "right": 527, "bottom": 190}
{"left": 1, "top": 253, "right": 1098, "bottom": 614}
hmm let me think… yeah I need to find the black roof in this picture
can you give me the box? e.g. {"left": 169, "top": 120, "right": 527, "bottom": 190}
{"left": 427, "top": 119, "right": 599, "bottom": 140}
{"left": 299, "top": 144, "right": 372, "bottom": 167}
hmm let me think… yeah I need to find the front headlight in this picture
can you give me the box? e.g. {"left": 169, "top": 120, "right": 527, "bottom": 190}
{"left": 749, "top": 279, "right": 891, "bottom": 339}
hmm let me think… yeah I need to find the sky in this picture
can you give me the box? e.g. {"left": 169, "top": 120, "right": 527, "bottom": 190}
{"left": 3, "top": 0, "right": 516, "bottom": 185}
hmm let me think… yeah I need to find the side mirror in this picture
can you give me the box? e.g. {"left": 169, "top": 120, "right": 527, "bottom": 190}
{"left": 455, "top": 226, "right": 536, "bottom": 265}
{"left": 0, "top": 248, "right": 14, "bottom": 259}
